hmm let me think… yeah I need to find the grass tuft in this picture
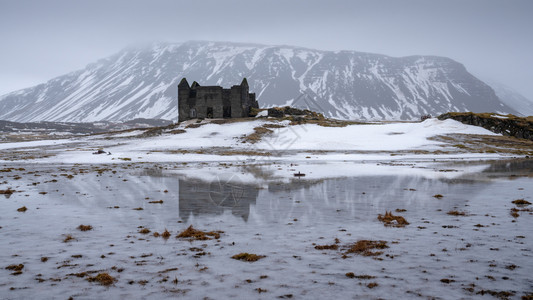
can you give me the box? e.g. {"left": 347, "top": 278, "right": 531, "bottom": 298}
{"left": 139, "top": 228, "right": 151, "bottom": 234}
{"left": 231, "top": 253, "right": 266, "bottom": 262}
{"left": 346, "top": 240, "right": 388, "bottom": 256}
{"left": 17, "top": 206, "right": 28, "bottom": 212}
{"left": 377, "top": 211, "right": 409, "bottom": 227}
{"left": 5, "top": 264, "right": 24, "bottom": 271}
{"left": 78, "top": 225, "right": 93, "bottom": 231}
{"left": 87, "top": 273, "right": 116, "bottom": 286}
{"left": 447, "top": 210, "right": 466, "bottom": 216}
{"left": 0, "top": 188, "right": 15, "bottom": 195}
{"left": 176, "top": 225, "right": 222, "bottom": 240}
{"left": 512, "top": 199, "right": 531, "bottom": 206}
{"left": 314, "top": 244, "right": 338, "bottom": 250}
{"left": 162, "top": 229, "right": 171, "bottom": 239}
{"left": 63, "top": 234, "right": 75, "bottom": 243}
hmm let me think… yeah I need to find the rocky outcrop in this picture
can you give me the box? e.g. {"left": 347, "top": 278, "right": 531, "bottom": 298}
{"left": 438, "top": 112, "right": 533, "bottom": 141}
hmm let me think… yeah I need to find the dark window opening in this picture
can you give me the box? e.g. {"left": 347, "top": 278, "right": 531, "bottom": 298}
{"left": 189, "top": 108, "right": 197, "bottom": 118}
{"left": 223, "top": 106, "right": 231, "bottom": 118}
{"left": 207, "top": 107, "right": 213, "bottom": 118}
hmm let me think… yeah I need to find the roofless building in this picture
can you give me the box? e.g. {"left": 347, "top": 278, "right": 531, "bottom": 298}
{"left": 178, "top": 78, "right": 258, "bottom": 122}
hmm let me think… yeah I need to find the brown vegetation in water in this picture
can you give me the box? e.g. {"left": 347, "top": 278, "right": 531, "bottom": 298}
{"left": 0, "top": 188, "right": 15, "bottom": 195}
{"left": 220, "top": 150, "right": 272, "bottom": 156}
{"left": 17, "top": 206, "right": 27, "bottom": 212}
{"left": 139, "top": 228, "right": 151, "bottom": 234}
{"left": 6, "top": 264, "right": 24, "bottom": 271}
{"left": 346, "top": 240, "right": 389, "bottom": 256}
{"left": 377, "top": 211, "right": 409, "bottom": 227}
{"left": 63, "top": 234, "right": 75, "bottom": 243}
{"left": 447, "top": 210, "right": 466, "bottom": 216}
{"left": 512, "top": 199, "right": 531, "bottom": 206}
{"left": 78, "top": 225, "right": 93, "bottom": 231}
{"left": 231, "top": 253, "right": 266, "bottom": 262}
{"left": 5, "top": 264, "right": 24, "bottom": 276}
{"left": 176, "top": 225, "right": 222, "bottom": 240}
{"left": 87, "top": 273, "right": 116, "bottom": 286}
{"left": 367, "top": 282, "right": 379, "bottom": 288}
{"left": 161, "top": 229, "right": 171, "bottom": 239}
{"left": 314, "top": 244, "right": 339, "bottom": 250}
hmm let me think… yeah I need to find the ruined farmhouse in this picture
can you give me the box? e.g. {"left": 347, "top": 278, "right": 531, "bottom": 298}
{"left": 178, "top": 78, "right": 259, "bottom": 122}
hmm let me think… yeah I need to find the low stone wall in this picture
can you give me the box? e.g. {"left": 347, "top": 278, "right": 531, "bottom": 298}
{"left": 267, "top": 106, "right": 324, "bottom": 119}
{"left": 438, "top": 112, "right": 533, "bottom": 141}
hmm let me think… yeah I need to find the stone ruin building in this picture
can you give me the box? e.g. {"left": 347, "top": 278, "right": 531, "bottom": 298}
{"left": 178, "top": 78, "right": 259, "bottom": 122}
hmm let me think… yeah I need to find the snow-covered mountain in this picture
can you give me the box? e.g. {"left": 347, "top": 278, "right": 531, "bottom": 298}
{"left": 0, "top": 41, "right": 517, "bottom": 122}
{"left": 484, "top": 80, "right": 533, "bottom": 117}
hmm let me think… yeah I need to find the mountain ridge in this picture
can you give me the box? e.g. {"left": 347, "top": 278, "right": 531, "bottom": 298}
{"left": 0, "top": 40, "right": 517, "bottom": 122}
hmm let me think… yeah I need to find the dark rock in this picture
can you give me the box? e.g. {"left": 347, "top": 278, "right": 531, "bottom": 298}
{"left": 438, "top": 112, "right": 533, "bottom": 141}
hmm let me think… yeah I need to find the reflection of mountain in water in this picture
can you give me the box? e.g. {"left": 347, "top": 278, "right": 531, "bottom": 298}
{"left": 179, "top": 177, "right": 258, "bottom": 222}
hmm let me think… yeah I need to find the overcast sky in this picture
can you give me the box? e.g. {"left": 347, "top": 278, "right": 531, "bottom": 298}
{"left": 1, "top": 0, "right": 532, "bottom": 100}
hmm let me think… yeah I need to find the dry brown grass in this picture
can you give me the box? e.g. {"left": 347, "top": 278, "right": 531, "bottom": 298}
{"left": 377, "top": 211, "right": 409, "bottom": 227}
{"left": 346, "top": 240, "right": 389, "bottom": 256}
{"left": 367, "top": 282, "right": 379, "bottom": 288}
{"left": 169, "top": 129, "right": 186, "bottom": 134}
{"left": 243, "top": 126, "right": 274, "bottom": 144}
{"left": 231, "top": 253, "right": 266, "bottom": 262}
{"left": 17, "top": 206, "right": 27, "bottom": 212}
{"left": 87, "top": 273, "right": 116, "bottom": 286}
{"left": 430, "top": 132, "right": 533, "bottom": 156}
{"left": 176, "top": 225, "right": 222, "bottom": 240}
{"left": 433, "top": 194, "right": 444, "bottom": 199}
{"left": 78, "top": 225, "right": 93, "bottom": 231}
{"left": 185, "top": 123, "right": 204, "bottom": 129}
{"left": 148, "top": 200, "right": 164, "bottom": 204}
{"left": 262, "top": 123, "right": 286, "bottom": 129}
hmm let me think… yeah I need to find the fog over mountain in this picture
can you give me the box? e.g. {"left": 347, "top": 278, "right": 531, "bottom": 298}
{"left": 0, "top": 41, "right": 518, "bottom": 122}
{"left": 483, "top": 80, "right": 533, "bottom": 117}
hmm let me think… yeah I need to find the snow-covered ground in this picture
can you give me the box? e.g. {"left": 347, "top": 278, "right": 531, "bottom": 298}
{"left": 0, "top": 118, "right": 508, "bottom": 165}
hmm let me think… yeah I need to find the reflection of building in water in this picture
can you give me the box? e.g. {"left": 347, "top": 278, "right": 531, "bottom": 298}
{"left": 178, "top": 178, "right": 258, "bottom": 222}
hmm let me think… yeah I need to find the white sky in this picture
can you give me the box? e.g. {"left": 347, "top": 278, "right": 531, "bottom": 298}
{"left": 1, "top": 0, "right": 532, "bottom": 100}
